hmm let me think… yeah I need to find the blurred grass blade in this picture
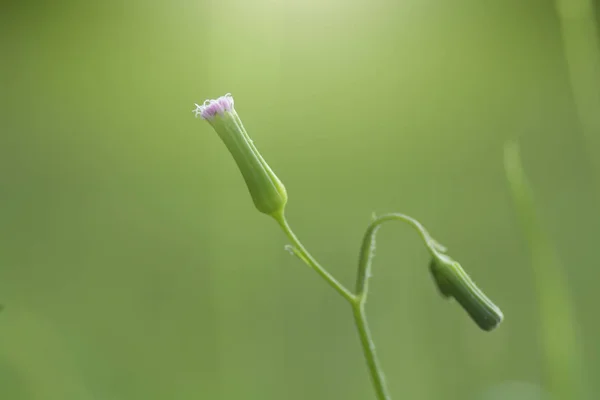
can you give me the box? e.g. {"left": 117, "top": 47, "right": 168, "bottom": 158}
{"left": 504, "top": 141, "right": 588, "bottom": 400}
{"left": 555, "top": 0, "right": 600, "bottom": 184}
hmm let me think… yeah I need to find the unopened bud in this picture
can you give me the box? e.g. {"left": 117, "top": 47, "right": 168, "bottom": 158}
{"left": 194, "top": 94, "right": 287, "bottom": 217}
{"left": 429, "top": 253, "right": 503, "bottom": 331}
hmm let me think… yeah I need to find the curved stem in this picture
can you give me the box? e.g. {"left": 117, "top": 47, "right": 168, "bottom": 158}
{"left": 353, "top": 213, "right": 443, "bottom": 399}
{"left": 273, "top": 212, "right": 355, "bottom": 303}
{"left": 356, "top": 213, "right": 442, "bottom": 298}
{"left": 355, "top": 213, "right": 503, "bottom": 332}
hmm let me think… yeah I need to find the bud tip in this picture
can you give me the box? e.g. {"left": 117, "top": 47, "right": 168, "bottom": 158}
{"left": 193, "top": 93, "right": 235, "bottom": 120}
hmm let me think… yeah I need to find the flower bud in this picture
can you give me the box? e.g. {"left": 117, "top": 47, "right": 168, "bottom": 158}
{"left": 429, "top": 253, "right": 503, "bottom": 331}
{"left": 194, "top": 94, "right": 287, "bottom": 217}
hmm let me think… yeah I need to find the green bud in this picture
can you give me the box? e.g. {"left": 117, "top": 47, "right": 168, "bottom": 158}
{"left": 429, "top": 253, "right": 503, "bottom": 331}
{"left": 194, "top": 94, "right": 287, "bottom": 216}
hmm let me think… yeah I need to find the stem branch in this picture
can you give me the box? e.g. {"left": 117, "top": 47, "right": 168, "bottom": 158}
{"left": 273, "top": 211, "right": 391, "bottom": 400}
{"left": 274, "top": 212, "right": 355, "bottom": 303}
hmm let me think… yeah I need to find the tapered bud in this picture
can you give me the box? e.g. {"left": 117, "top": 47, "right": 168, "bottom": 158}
{"left": 429, "top": 253, "right": 503, "bottom": 331}
{"left": 194, "top": 94, "right": 287, "bottom": 216}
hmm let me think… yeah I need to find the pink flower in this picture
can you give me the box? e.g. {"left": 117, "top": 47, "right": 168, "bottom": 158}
{"left": 193, "top": 93, "right": 235, "bottom": 120}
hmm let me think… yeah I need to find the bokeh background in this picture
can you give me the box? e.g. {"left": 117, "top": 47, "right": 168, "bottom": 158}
{"left": 1, "top": 0, "right": 599, "bottom": 399}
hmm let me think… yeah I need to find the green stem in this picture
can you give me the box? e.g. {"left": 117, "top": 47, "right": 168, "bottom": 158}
{"left": 356, "top": 213, "right": 441, "bottom": 297}
{"left": 272, "top": 211, "right": 391, "bottom": 400}
{"left": 273, "top": 212, "right": 355, "bottom": 303}
{"left": 352, "top": 301, "right": 392, "bottom": 400}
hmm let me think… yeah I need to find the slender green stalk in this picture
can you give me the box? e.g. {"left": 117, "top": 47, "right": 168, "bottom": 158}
{"left": 356, "top": 213, "right": 440, "bottom": 297}
{"left": 272, "top": 211, "right": 391, "bottom": 400}
{"left": 273, "top": 212, "right": 355, "bottom": 303}
{"left": 352, "top": 302, "right": 392, "bottom": 400}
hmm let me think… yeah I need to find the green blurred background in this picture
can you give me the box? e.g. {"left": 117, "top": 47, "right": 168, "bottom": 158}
{"left": 1, "top": 0, "right": 599, "bottom": 399}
